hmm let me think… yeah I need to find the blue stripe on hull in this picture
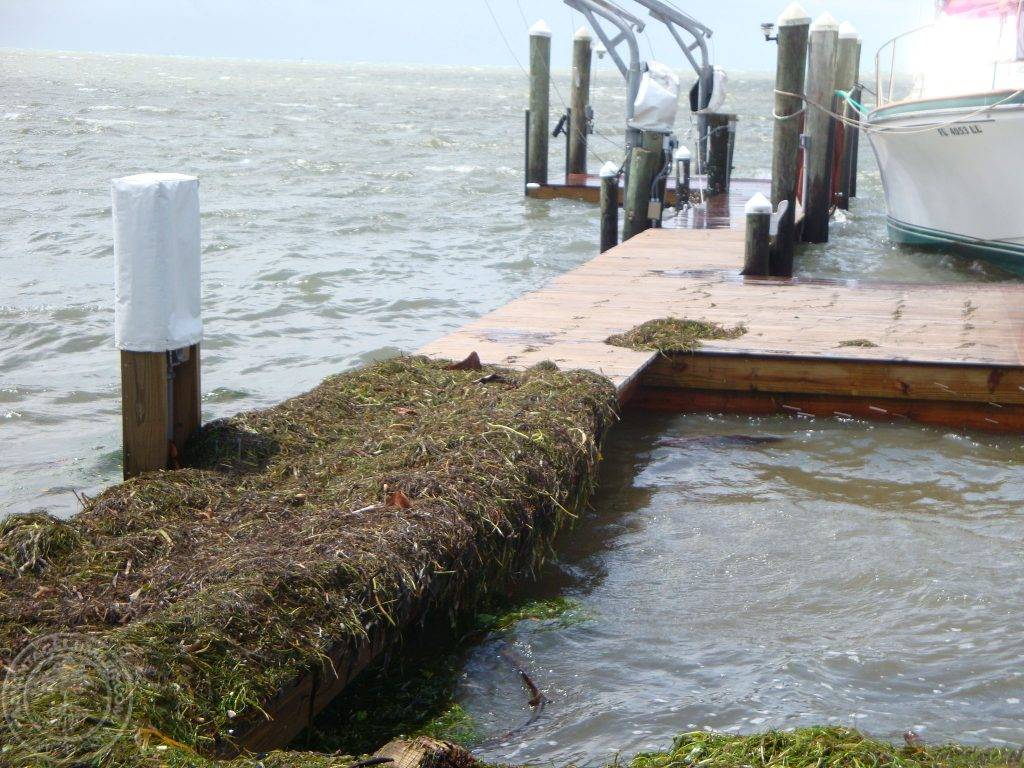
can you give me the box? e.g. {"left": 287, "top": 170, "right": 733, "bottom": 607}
{"left": 888, "top": 218, "right": 1024, "bottom": 275}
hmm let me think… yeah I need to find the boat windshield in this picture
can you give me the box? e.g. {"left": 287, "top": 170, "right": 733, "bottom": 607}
{"left": 877, "top": 1, "right": 1024, "bottom": 105}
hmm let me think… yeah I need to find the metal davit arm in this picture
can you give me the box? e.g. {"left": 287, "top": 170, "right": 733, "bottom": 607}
{"left": 627, "top": 0, "right": 713, "bottom": 104}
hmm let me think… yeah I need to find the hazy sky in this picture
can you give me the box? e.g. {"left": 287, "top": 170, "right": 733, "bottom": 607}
{"left": 2, "top": 1, "right": 935, "bottom": 71}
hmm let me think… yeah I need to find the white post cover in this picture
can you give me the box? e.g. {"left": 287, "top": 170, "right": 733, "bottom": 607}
{"left": 112, "top": 173, "right": 202, "bottom": 352}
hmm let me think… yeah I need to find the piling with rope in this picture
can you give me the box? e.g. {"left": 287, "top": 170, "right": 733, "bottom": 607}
{"left": 527, "top": 20, "right": 552, "bottom": 186}
{"left": 705, "top": 114, "right": 736, "bottom": 196}
{"left": 569, "top": 27, "right": 593, "bottom": 177}
{"left": 599, "top": 161, "right": 620, "bottom": 253}
{"left": 622, "top": 131, "right": 664, "bottom": 242}
{"left": 835, "top": 21, "right": 861, "bottom": 211}
{"left": 743, "top": 192, "right": 773, "bottom": 277}
{"left": 802, "top": 12, "right": 839, "bottom": 244}
{"left": 770, "top": 2, "right": 811, "bottom": 277}
{"left": 113, "top": 173, "right": 202, "bottom": 479}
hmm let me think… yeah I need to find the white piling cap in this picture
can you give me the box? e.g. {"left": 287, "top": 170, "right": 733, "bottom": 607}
{"left": 777, "top": 3, "right": 811, "bottom": 27}
{"left": 526, "top": 182, "right": 542, "bottom": 189}
{"left": 838, "top": 21, "right": 861, "bottom": 40}
{"left": 599, "top": 161, "right": 620, "bottom": 178}
{"left": 529, "top": 19, "right": 552, "bottom": 38}
{"left": 674, "top": 146, "right": 692, "bottom": 161}
{"left": 745, "top": 192, "right": 773, "bottom": 215}
{"left": 574, "top": 26, "right": 592, "bottom": 41}
{"left": 810, "top": 12, "right": 839, "bottom": 32}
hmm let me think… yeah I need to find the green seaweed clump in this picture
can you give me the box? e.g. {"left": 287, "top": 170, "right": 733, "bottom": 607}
{"left": 0, "top": 510, "right": 81, "bottom": 577}
{"left": 476, "top": 597, "right": 587, "bottom": 633}
{"left": 839, "top": 339, "right": 880, "bottom": 348}
{"left": 607, "top": 318, "right": 746, "bottom": 354}
{"left": 629, "top": 728, "right": 1017, "bottom": 768}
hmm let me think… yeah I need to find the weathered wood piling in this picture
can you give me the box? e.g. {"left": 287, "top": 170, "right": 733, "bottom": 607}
{"left": 527, "top": 20, "right": 552, "bottom": 186}
{"left": 622, "top": 131, "right": 664, "bottom": 242}
{"left": 835, "top": 22, "right": 860, "bottom": 211}
{"left": 770, "top": 3, "right": 811, "bottom": 277}
{"left": 599, "top": 161, "right": 620, "bottom": 253}
{"left": 802, "top": 12, "right": 839, "bottom": 243}
{"left": 113, "top": 173, "right": 202, "bottom": 479}
{"left": 705, "top": 113, "right": 736, "bottom": 196}
{"left": 569, "top": 27, "right": 593, "bottom": 177}
{"left": 743, "top": 193, "right": 772, "bottom": 276}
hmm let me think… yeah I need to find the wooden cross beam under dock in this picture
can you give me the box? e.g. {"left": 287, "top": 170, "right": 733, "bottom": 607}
{"left": 421, "top": 194, "right": 1024, "bottom": 434}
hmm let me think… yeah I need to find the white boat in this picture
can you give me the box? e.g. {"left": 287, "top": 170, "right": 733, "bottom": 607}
{"left": 867, "top": 0, "right": 1024, "bottom": 272}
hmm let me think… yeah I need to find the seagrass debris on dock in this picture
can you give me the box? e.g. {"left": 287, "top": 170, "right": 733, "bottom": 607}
{"left": 0, "top": 356, "right": 617, "bottom": 767}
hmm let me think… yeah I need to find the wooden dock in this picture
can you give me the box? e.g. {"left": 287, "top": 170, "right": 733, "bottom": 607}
{"left": 421, "top": 195, "right": 1024, "bottom": 434}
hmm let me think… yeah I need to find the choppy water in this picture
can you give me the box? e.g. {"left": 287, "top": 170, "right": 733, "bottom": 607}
{"left": 462, "top": 415, "right": 1024, "bottom": 763}
{"left": 2, "top": 49, "right": 1020, "bottom": 757}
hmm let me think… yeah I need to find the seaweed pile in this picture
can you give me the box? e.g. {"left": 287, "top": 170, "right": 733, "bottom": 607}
{"left": 606, "top": 318, "right": 747, "bottom": 354}
{"left": 0, "top": 356, "right": 617, "bottom": 767}
{"left": 630, "top": 728, "right": 1017, "bottom": 768}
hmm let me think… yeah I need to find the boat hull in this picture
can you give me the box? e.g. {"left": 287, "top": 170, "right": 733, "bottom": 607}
{"left": 867, "top": 94, "right": 1024, "bottom": 272}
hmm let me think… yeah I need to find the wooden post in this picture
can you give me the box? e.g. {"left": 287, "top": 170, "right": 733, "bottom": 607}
{"left": 527, "top": 20, "right": 552, "bottom": 186}
{"left": 802, "top": 12, "right": 839, "bottom": 243}
{"left": 850, "top": 39, "right": 863, "bottom": 199}
{"left": 171, "top": 344, "right": 201, "bottom": 459}
{"left": 622, "top": 131, "right": 664, "bottom": 242}
{"left": 674, "top": 145, "right": 692, "bottom": 208}
{"left": 599, "top": 161, "right": 619, "bottom": 253}
{"left": 770, "top": 2, "right": 811, "bottom": 278}
{"left": 113, "top": 173, "right": 202, "bottom": 479}
{"left": 120, "top": 351, "right": 170, "bottom": 479}
{"left": 835, "top": 22, "right": 860, "bottom": 211}
{"left": 705, "top": 114, "right": 735, "bottom": 196}
{"left": 569, "top": 27, "right": 593, "bottom": 177}
{"left": 743, "top": 193, "right": 772, "bottom": 276}
{"left": 523, "top": 109, "right": 531, "bottom": 193}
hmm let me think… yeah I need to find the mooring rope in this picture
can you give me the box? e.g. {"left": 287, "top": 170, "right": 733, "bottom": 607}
{"left": 774, "top": 86, "right": 1024, "bottom": 135}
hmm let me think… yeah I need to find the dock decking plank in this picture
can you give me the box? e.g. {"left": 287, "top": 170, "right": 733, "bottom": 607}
{"left": 419, "top": 226, "right": 1024, "bottom": 429}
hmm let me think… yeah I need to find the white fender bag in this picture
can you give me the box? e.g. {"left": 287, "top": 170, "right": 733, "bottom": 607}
{"left": 630, "top": 61, "right": 681, "bottom": 132}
